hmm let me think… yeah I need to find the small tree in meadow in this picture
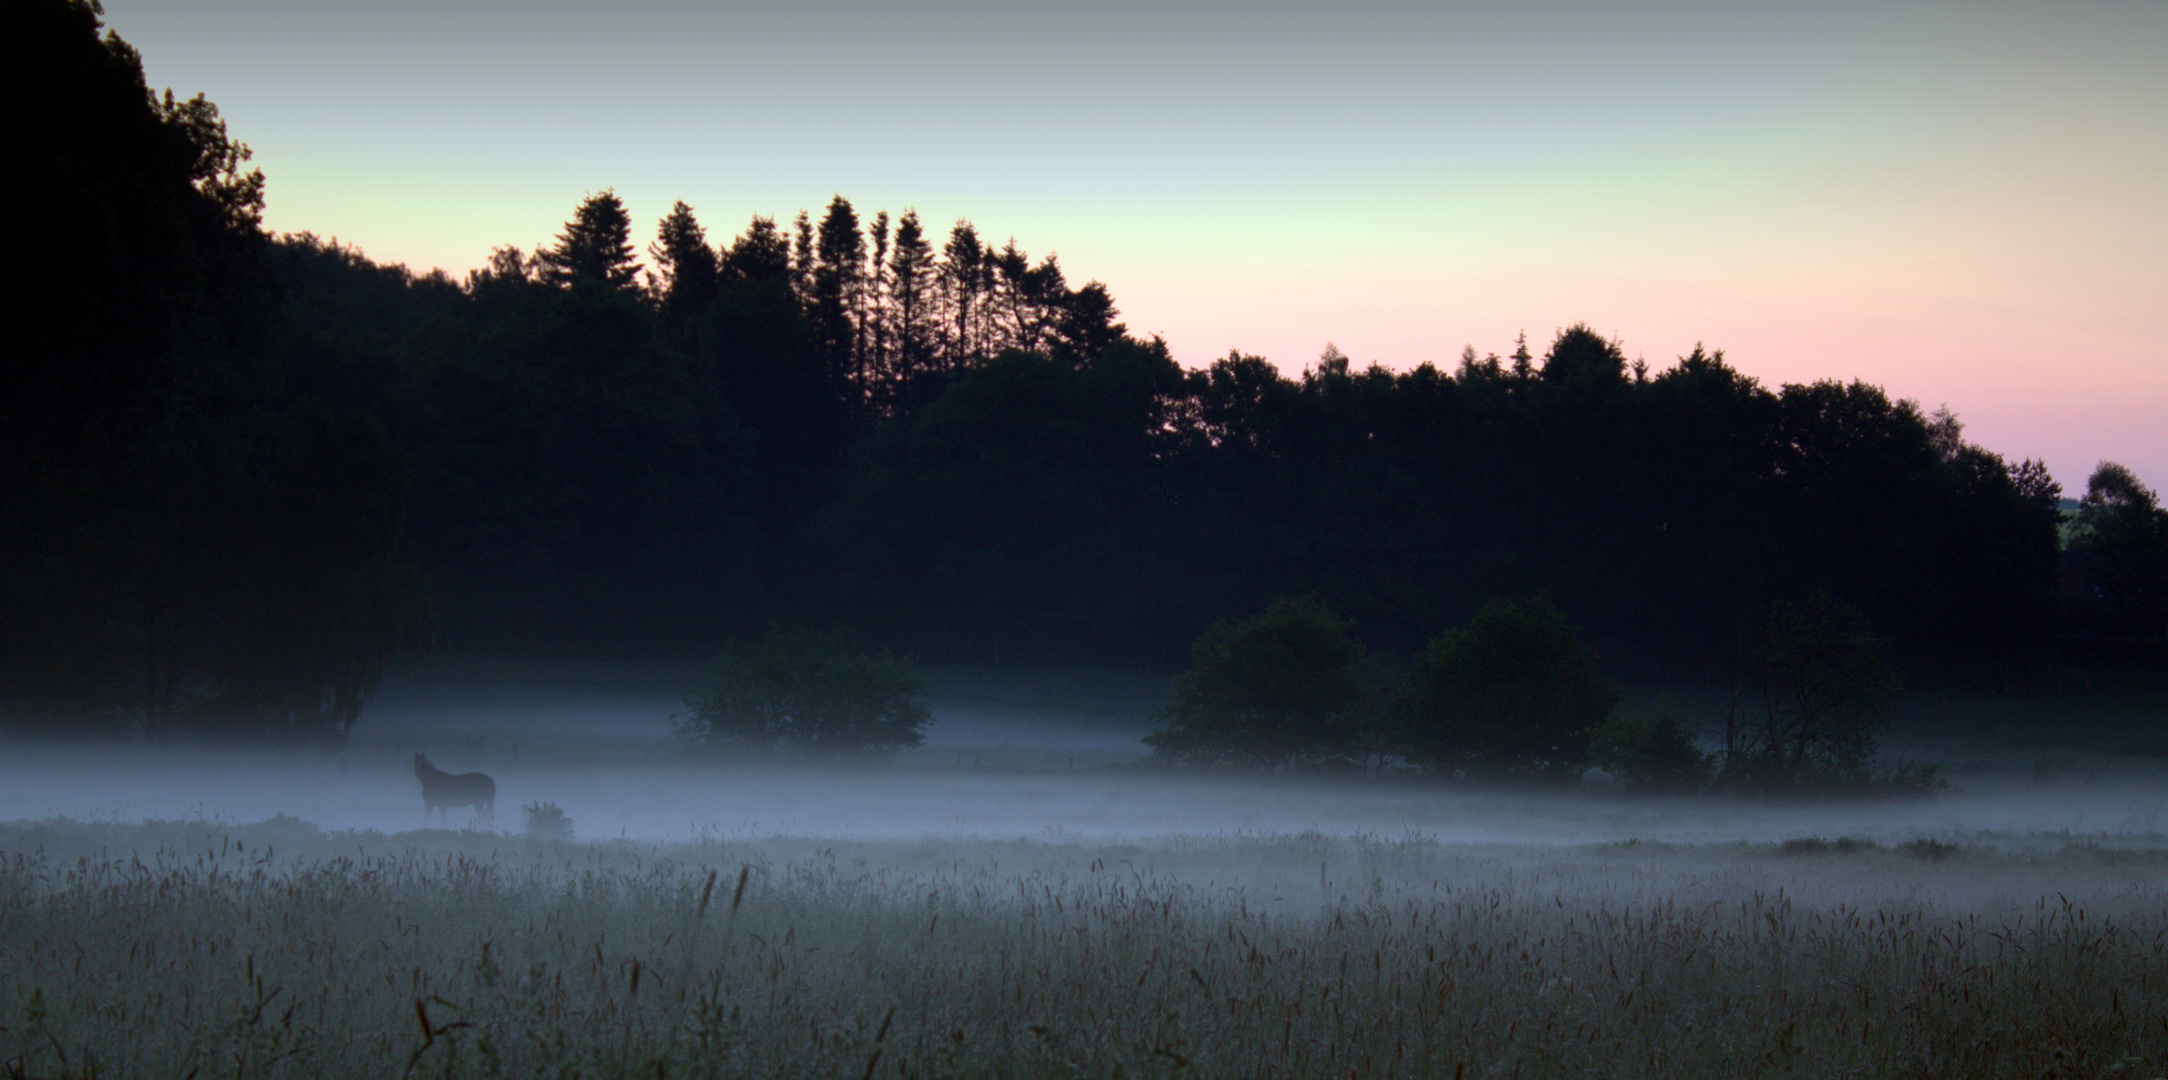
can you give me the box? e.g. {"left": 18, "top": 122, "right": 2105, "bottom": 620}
{"left": 1719, "top": 593, "right": 1934, "bottom": 794}
{"left": 1396, "top": 597, "right": 1618, "bottom": 781}
{"left": 677, "top": 629, "right": 931, "bottom": 757}
{"left": 1144, "top": 596, "right": 1365, "bottom": 768}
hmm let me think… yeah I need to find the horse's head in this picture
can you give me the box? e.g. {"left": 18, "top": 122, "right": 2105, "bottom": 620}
{"left": 413, "top": 752, "right": 430, "bottom": 776}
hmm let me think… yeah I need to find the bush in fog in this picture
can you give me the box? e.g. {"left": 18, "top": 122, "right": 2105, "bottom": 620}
{"left": 1718, "top": 593, "right": 1935, "bottom": 793}
{"left": 1395, "top": 596, "right": 1618, "bottom": 780}
{"left": 1144, "top": 596, "right": 1365, "bottom": 767}
{"left": 677, "top": 628, "right": 931, "bottom": 756}
{"left": 522, "top": 800, "right": 574, "bottom": 840}
{"left": 1585, "top": 701, "right": 1713, "bottom": 791}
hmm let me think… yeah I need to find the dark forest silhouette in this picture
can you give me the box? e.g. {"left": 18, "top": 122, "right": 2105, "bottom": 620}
{"left": 6, "top": 0, "right": 2162, "bottom": 740}
{"left": 5, "top": 0, "right": 428, "bottom": 741}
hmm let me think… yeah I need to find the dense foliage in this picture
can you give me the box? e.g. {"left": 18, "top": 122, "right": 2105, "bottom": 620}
{"left": 2065, "top": 463, "right": 2168, "bottom": 640}
{"left": 268, "top": 211, "right": 2077, "bottom": 672}
{"left": 1585, "top": 702, "right": 1716, "bottom": 791}
{"left": 1142, "top": 597, "right": 1367, "bottom": 767}
{"left": 7, "top": 0, "right": 2143, "bottom": 740}
{"left": 676, "top": 629, "right": 932, "bottom": 756}
{"left": 1147, "top": 594, "right": 1933, "bottom": 794}
{"left": 3, "top": 0, "right": 427, "bottom": 740}
{"left": 1397, "top": 597, "right": 1620, "bottom": 780}
{"left": 1719, "top": 593, "right": 1913, "bottom": 792}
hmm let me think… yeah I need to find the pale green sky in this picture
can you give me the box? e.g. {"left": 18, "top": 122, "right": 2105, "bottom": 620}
{"left": 103, "top": 0, "right": 2168, "bottom": 489}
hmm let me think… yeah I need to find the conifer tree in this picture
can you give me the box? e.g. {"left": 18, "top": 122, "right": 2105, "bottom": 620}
{"left": 864, "top": 209, "right": 892, "bottom": 399}
{"left": 992, "top": 242, "right": 1033, "bottom": 351}
{"left": 722, "top": 215, "right": 791, "bottom": 285}
{"left": 941, "top": 220, "right": 986, "bottom": 371}
{"left": 790, "top": 210, "right": 815, "bottom": 303}
{"left": 1509, "top": 331, "right": 1534, "bottom": 379}
{"left": 1019, "top": 252, "right": 1067, "bottom": 354}
{"left": 647, "top": 200, "right": 717, "bottom": 333}
{"left": 812, "top": 196, "right": 864, "bottom": 401}
{"left": 890, "top": 210, "right": 938, "bottom": 393}
{"left": 539, "top": 189, "right": 640, "bottom": 292}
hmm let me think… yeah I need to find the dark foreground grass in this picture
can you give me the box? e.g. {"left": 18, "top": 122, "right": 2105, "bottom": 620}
{"left": 4, "top": 819, "right": 2167, "bottom": 1078}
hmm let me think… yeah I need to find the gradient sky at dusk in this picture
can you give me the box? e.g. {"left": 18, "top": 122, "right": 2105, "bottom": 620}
{"left": 102, "top": 0, "right": 2166, "bottom": 490}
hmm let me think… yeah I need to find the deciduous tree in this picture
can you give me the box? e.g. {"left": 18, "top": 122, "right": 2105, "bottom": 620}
{"left": 2067, "top": 462, "right": 2168, "bottom": 638}
{"left": 1720, "top": 594, "right": 1906, "bottom": 791}
{"left": 1144, "top": 597, "right": 1365, "bottom": 768}
{"left": 1398, "top": 597, "right": 1618, "bottom": 780}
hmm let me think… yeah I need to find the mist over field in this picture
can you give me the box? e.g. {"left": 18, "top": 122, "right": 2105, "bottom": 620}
{"left": 8, "top": 666, "right": 2168, "bottom": 1078}
{"left": 12, "top": 1, "right": 2168, "bottom": 1069}
{"left": 4, "top": 663, "right": 2163, "bottom": 849}
{"left": 10, "top": 662, "right": 2168, "bottom": 1077}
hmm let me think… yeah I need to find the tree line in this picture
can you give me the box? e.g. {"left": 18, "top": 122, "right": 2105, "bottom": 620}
{"left": 6, "top": 0, "right": 2162, "bottom": 742}
{"left": 281, "top": 187, "right": 2088, "bottom": 669}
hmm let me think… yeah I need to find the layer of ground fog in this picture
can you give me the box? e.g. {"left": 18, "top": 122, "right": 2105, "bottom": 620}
{"left": 4, "top": 818, "right": 2168, "bottom": 1079}
{"left": 0, "top": 660, "right": 2164, "bottom": 845}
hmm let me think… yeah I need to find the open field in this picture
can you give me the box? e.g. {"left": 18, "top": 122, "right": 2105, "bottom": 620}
{"left": 2, "top": 662, "right": 2166, "bottom": 846}
{"left": 4, "top": 661, "right": 2166, "bottom": 1077}
{"left": 5, "top": 819, "right": 2168, "bottom": 1079}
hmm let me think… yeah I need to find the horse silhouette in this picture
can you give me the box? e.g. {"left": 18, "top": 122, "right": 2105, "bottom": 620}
{"left": 414, "top": 753, "right": 495, "bottom": 826}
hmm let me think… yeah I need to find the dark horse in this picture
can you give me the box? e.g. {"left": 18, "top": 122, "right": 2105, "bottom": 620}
{"left": 414, "top": 753, "right": 495, "bottom": 826}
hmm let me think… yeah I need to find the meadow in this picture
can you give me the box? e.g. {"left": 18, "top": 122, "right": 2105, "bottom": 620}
{"left": 5, "top": 817, "right": 2168, "bottom": 1079}
{"left": 6, "top": 664, "right": 2168, "bottom": 1078}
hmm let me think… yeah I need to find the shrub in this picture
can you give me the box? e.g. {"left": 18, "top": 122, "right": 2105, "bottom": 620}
{"left": 1865, "top": 759, "right": 1947, "bottom": 797}
{"left": 1777, "top": 836, "right": 1878, "bottom": 855}
{"left": 1586, "top": 702, "right": 1713, "bottom": 792}
{"left": 1143, "top": 596, "right": 1365, "bottom": 768}
{"left": 677, "top": 628, "right": 931, "bottom": 756}
{"left": 1901, "top": 838, "right": 1961, "bottom": 861}
{"left": 1396, "top": 597, "right": 1618, "bottom": 781}
{"left": 522, "top": 801, "right": 574, "bottom": 841}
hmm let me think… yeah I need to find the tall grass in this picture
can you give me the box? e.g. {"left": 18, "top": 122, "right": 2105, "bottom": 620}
{"left": 3, "top": 820, "right": 2167, "bottom": 1078}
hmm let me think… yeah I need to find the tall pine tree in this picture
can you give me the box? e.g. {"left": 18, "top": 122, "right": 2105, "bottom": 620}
{"left": 539, "top": 189, "right": 641, "bottom": 292}
{"left": 941, "top": 220, "right": 987, "bottom": 371}
{"left": 890, "top": 209, "right": 939, "bottom": 400}
{"left": 648, "top": 199, "right": 718, "bottom": 338}
{"left": 811, "top": 196, "right": 865, "bottom": 406}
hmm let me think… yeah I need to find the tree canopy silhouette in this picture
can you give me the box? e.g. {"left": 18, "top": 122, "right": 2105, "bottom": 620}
{"left": 1396, "top": 597, "right": 1619, "bottom": 781}
{"left": 540, "top": 189, "right": 640, "bottom": 292}
{"left": 1145, "top": 597, "right": 1367, "bottom": 768}
{"left": 1720, "top": 594, "right": 1919, "bottom": 793}
{"left": 2067, "top": 462, "right": 2168, "bottom": 639}
{"left": 9, "top": 0, "right": 2102, "bottom": 727}
{"left": 3, "top": 0, "right": 427, "bottom": 739}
